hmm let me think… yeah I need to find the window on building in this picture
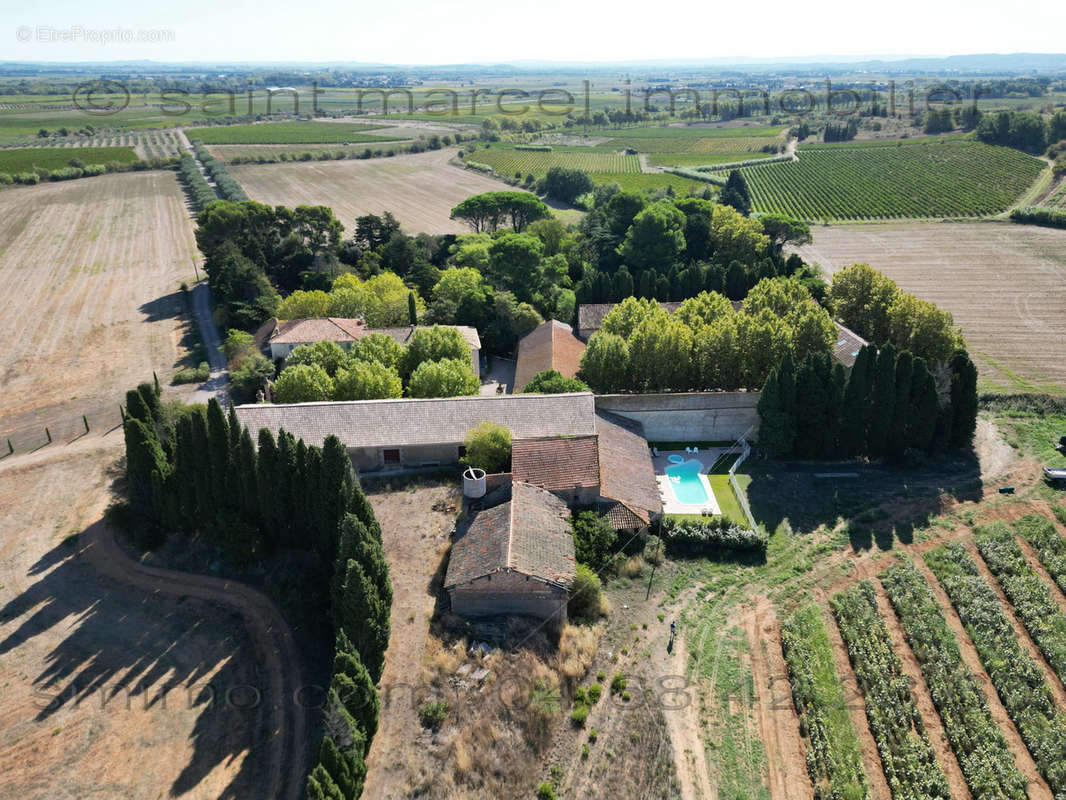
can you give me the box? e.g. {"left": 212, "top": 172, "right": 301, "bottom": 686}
{"left": 457, "top": 445, "right": 467, "bottom": 459}
{"left": 383, "top": 449, "right": 400, "bottom": 464}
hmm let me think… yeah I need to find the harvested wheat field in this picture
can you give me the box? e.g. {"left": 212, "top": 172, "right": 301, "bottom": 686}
{"left": 0, "top": 171, "right": 200, "bottom": 448}
{"left": 229, "top": 148, "right": 509, "bottom": 235}
{"left": 793, "top": 222, "right": 1066, "bottom": 393}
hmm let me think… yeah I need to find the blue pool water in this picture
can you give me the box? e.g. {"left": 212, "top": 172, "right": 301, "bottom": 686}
{"left": 665, "top": 458, "right": 709, "bottom": 505}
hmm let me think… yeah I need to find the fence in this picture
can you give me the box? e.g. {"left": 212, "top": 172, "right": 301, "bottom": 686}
{"left": 1, "top": 405, "right": 126, "bottom": 458}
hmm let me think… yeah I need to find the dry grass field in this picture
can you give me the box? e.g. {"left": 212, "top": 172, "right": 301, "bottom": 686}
{"left": 0, "top": 171, "right": 289, "bottom": 800}
{"left": 793, "top": 222, "right": 1066, "bottom": 393}
{"left": 229, "top": 148, "right": 508, "bottom": 235}
{"left": 0, "top": 172, "right": 201, "bottom": 447}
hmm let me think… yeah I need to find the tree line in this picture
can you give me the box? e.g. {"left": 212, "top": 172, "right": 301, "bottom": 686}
{"left": 579, "top": 280, "right": 836, "bottom": 393}
{"left": 120, "top": 383, "right": 390, "bottom": 799}
{"left": 757, "top": 344, "right": 978, "bottom": 461}
{"left": 975, "top": 110, "right": 1066, "bottom": 155}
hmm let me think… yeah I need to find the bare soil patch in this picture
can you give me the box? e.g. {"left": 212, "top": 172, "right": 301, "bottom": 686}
{"left": 792, "top": 222, "right": 1066, "bottom": 394}
{"left": 0, "top": 171, "right": 200, "bottom": 449}
{"left": 229, "top": 148, "right": 509, "bottom": 235}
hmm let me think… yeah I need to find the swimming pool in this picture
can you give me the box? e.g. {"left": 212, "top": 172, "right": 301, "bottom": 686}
{"left": 665, "top": 458, "right": 710, "bottom": 505}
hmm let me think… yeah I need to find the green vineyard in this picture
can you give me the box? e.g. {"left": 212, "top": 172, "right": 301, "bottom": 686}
{"left": 467, "top": 146, "right": 641, "bottom": 176}
{"left": 724, "top": 140, "right": 1044, "bottom": 220}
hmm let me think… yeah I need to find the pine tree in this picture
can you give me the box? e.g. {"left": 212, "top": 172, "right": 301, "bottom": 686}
{"left": 948, "top": 350, "right": 979, "bottom": 449}
{"left": 838, "top": 345, "right": 874, "bottom": 457}
{"left": 868, "top": 343, "right": 898, "bottom": 458}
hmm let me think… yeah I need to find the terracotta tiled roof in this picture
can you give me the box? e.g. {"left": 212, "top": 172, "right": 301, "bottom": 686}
{"left": 595, "top": 411, "right": 662, "bottom": 524}
{"left": 268, "top": 317, "right": 367, "bottom": 345}
{"left": 513, "top": 320, "right": 587, "bottom": 391}
{"left": 832, "top": 321, "right": 868, "bottom": 369}
{"left": 234, "top": 392, "right": 597, "bottom": 449}
{"left": 603, "top": 501, "right": 647, "bottom": 531}
{"left": 445, "top": 482, "right": 576, "bottom": 589}
{"left": 512, "top": 435, "right": 600, "bottom": 492}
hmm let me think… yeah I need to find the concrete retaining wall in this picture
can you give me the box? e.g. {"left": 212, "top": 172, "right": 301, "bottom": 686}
{"left": 595, "top": 392, "right": 760, "bottom": 442}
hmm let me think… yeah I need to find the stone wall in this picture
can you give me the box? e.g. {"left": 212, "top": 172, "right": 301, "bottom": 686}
{"left": 595, "top": 392, "right": 760, "bottom": 442}
{"left": 449, "top": 570, "right": 568, "bottom": 622}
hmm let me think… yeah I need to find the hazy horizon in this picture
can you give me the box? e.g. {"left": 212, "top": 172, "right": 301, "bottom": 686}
{"left": 5, "top": 0, "right": 1065, "bottom": 66}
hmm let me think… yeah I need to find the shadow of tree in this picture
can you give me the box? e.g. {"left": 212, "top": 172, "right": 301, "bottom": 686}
{"left": 0, "top": 524, "right": 276, "bottom": 799}
{"left": 745, "top": 448, "right": 984, "bottom": 543}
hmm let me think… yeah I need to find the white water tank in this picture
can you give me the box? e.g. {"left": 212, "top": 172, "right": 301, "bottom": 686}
{"left": 463, "top": 467, "right": 487, "bottom": 499}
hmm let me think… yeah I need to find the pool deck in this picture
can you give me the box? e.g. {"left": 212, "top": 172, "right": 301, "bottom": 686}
{"left": 652, "top": 448, "right": 730, "bottom": 516}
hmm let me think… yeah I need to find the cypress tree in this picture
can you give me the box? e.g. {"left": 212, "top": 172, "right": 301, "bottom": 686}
{"left": 174, "top": 415, "right": 200, "bottom": 529}
{"left": 205, "top": 398, "right": 231, "bottom": 518}
{"left": 725, "top": 261, "right": 748, "bottom": 301}
{"left": 276, "top": 431, "right": 298, "bottom": 547}
{"left": 306, "top": 763, "right": 344, "bottom": 800}
{"left": 320, "top": 436, "right": 354, "bottom": 566}
{"left": 908, "top": 358, "right": 939, "bottom": 452}
{"left": 237, "top": 428, "right": 259, "bottom": 525}
{"left": 191, "top": 409, "right": 213, "bottom": 523}
{"left": 256, "top": 428, "right": 280, "bottom": 548}
{"left": 838, "top": 345, "right": 874, "bottom": 457}
{"left": 637, "top": 269, "right": 656, "bottom": 299}
{"left": 868, "top": 343, "right": 898, "bottom": 458}
{"left": 333, "top": 630, "right": 380, "bottom": 738}
{"left": 948, "top": 350, "right": 979, "bottom": 449}
{"left": 794, "top": 353, "right": 832, "bottom": 457}
{"left": 612, "top": 266, "right": 635, "bottom": 301}
{"left": 347, "top": 487, "right": 381, "bottom": 542}
{"left": 304, "top": 445, "right": 324, "bottom": 554}
{"left": 125, "top": 388, "right": 154, "bottom": 426}
{"left": 778, "top": 352, "right": 797, "bottom": 419}
{"left": 338, "top": 559, "right": 389, "bottom": 682}
{"left": 756, "top": 367, "right": 793, "bottom": 458}
{"left": 826, "top": 362, "right": 845, "bottom": 457}
{"left": 407, "top": 291, "right": 417, "bottom": 326}
{"left": 136, "top": 381, "right": 161, "bottom": 421}
{"left": 887, "top": 350, "right": 914, "bottom": 459}
{"left": 124, "top": 417, "right": 168, "bottom": 522}
{"left": 318, "top": 733, "right": 365, "bottom": 799}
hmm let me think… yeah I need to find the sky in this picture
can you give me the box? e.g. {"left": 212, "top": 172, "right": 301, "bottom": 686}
{"left": 3, "top": 0, "right": 1065, "bottom": 64}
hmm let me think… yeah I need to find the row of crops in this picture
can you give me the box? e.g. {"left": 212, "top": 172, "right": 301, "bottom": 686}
{"left": 780, "top": 604, "right": 869, "bottom": 800}
{"left": 6, "top": 129, "right": 183, "bottom": 158}
{"left": 830, "top": 581, "right": 950, "bottom": 800}
{"left": 924, "top": 541, "right": 1066, "bottom": 795}
{"left": 880, "top": 559, "right": 1029, "bottom": 799}
{"left": 724, "top": 141, "right": 1044, "bottom": 220}
{"left": 976, "top": 520, "right": 1066, "bottom": 683}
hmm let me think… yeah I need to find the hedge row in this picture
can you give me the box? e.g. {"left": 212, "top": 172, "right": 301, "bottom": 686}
{"left": 190, "top": 139, "right": 248, "bottom": 201}
{"left": 1010, "top": 206, "right": 1066, "bottom": 228}
{"left": 659, "top": 515, "right": 767, "bottom": 556}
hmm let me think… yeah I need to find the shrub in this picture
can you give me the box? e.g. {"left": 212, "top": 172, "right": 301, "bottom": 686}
{"left": 570, "top": 703, "right": 589, "bottom": 727}
{"left": 571, "top": 511, "right": 617, "bottom": 569}
{"left": 588, "top": 728, "right": 599, "bottom": 742}
{"left": 173, "top": 362, "right": 210, "bottom": 384}
{"left": 659, "top": 516, "right": 768, "bottom": 557}
{"left": 610, "top": 673, "right": 627, "bottom": 695}
{"left": 537, "top": 783, "right": 557, "bottom": 800}
{"left": 568, "top": 564, "right": 605, "bottom": 624}
{"left": 418, "top": 700, "right": 449, "bottom": 729}
{"left": 461, "top": 420, "right": 512, "bottom": 474}
{"left": 587, "top": 683, "right": 602, "bottom": 703}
